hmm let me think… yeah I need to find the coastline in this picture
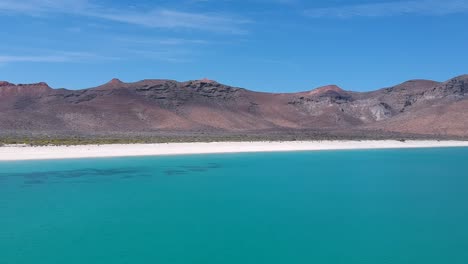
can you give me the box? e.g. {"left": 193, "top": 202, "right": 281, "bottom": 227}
{"left": 1, "top": 140, "right": 468, "bottom": 161}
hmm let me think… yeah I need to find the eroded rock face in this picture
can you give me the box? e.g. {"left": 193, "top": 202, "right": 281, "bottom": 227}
{"left": 370, "top": 103, "right": 392, "bottom": 121}
{"left": 424, "top": 75, "right": 468, "bottom": 98}
{"left": 0, "top": 81, "right": 52, "bottom": 97}
{"left": 182, "top": 80, "right": 241, "bottom": 99}
{"left": 0, "top": 75, "right": 467, "bottom": 136}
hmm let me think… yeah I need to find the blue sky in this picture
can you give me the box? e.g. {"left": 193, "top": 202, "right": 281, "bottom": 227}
{"left": 0, "top": 0, "right": 467, "bottom": 92}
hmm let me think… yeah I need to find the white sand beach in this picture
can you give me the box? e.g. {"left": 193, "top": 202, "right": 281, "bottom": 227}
{"left": 0, "top": 140, "right": 467, "bottom": 161}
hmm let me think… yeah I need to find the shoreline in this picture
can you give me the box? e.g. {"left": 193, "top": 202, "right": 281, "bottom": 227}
{"left": 1, "top": 140, "right": 468, "bottom": 161}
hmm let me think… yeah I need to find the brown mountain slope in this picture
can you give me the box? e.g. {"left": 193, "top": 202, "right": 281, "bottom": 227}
{"left": 0, "top": 75, "right": 467, "bottom": 138}
{"left": 364, "top": 75, "right": 468, "bottom": 136}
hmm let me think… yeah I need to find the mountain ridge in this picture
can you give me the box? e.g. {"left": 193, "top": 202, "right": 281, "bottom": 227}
{"left": 1, "top": 75, "right": 467, "bottom": 138}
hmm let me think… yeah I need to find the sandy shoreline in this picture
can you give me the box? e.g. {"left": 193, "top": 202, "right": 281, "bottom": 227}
{"left": 0, "top": 140, "right": 467, "bottom": 161}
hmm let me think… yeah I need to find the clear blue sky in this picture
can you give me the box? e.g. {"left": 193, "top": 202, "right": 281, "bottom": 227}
{"left": 0, "top": 0, "right": 467, "bottom": 92}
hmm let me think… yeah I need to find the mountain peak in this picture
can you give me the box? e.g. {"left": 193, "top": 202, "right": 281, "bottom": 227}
{"left": 0, "top": 81, "right": 14, "bottom": 87}
{"left": 199, "top": 78, "right": 217, "bottom": 84}
{"left": 308, "top": 85, "right": 344, "bottom": 96}
{"left": 108, "top": 78, "right": 124, "bottom": 85}
{"left": 34, "top": 82, "right": 50, "bottom": 88}
{"left": 398, "top": 79, "right": 439, "bottom": 86}
{"left": 451, "top": 74, "right": 468, "bottom": 81}
{"left": 95, "top": 78, "right": 125, "bottom": 89}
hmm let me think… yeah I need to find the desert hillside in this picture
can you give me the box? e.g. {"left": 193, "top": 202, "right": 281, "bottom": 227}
{"left": 0, "top": 75, "right": 467, "bottom": 138}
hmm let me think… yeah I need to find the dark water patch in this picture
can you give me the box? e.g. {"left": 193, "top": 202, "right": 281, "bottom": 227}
{"left": 207, "top": 163, "right": 221, "bottom": 168}
{"left": 68, "top": 179, "right": 113, "bottom": 184}
{"left": 23, "top": 173, "right": 49, "bottom": 180}
{"left": 23, "top": 180, "right": 44, "bottom": 185}
{"left": 88, "top": 168, "right": 141, "bottom": 176}
{"left": 55, "top": 171, "right": 87, "bottom": 179}
{"left": 182, "top": 166, "right": 209, "bottom": 172}
{"left": 1, "top": 161, "right": 222, "bottom": 186}
{"left": 164, "top": 170, "right": 188, "bottom": 176}
{"left": 165, "top": 163, "right": 221, "bottom": 176}
{"left": 2, "top": 168, "right": 142, "bottom": 179}
{"left": 20, "top": 184, "right": 36, "bottom": 188}
{"left": 0, "top": 167, "right": 146, "bottom": 186}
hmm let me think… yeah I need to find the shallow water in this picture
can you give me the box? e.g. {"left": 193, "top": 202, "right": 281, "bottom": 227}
{"left": 1, "top": 148, "right": 468, "bottom": 263}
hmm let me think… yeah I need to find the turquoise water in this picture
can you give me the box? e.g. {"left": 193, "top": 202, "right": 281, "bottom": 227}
{"left": 1, "top": 148, "right": 468, "bottom": 264}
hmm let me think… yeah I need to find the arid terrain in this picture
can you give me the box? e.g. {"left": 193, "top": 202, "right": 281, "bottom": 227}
{"left": 0, "top": 74, "right": 467, "bottom": 143}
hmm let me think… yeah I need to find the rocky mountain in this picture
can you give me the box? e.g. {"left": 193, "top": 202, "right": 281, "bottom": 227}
{"left": 0, "top": 75, "right": 467, "bottom": 138}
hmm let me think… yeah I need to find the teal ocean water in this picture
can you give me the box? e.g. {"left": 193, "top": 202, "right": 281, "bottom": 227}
{"left": 1, "top": 148, "right": 468, "bottom": 264}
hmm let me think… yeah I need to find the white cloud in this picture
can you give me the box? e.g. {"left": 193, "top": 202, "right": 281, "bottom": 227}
{"left": 125, "top": 49, "right": 192, "bottom": 63}
{"left": 305, "top": 0, "right": 468, "bottom": 18}
{"left": 89, "top": 9, "right": 248, "bottom": 33}
{"left": 0, "top": 0, "right": 248, "bottom": 33}
{"left": 0, "top": 0, "right": 89, "bottom": 14}
{"left": 0, "top": 55, "right": 67, "bottom": 63}
{"left": 0, "top": 51, "right": 114, "bottom": 64}
{"left": 114, "top": 37, "right": 209, "bottom": 46}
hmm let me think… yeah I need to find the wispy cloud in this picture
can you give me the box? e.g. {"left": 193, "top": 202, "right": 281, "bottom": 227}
{"left": 90, "top": 9, "right": 249, "bottom": 33}
{"left": 305, "top": 0, "right": 468, "bottom": 18}
{"left": 125, "top": 49, "right": 193, "bottom": 63}
{"left": 0, "top": 51, "right": 114, "bottom": 64}
{"left": 0, "top": 0, "right": 89, "bottom": 14}
{"left": 0, "top": 55, "right": 67, "bottom": 63}
{"left": 0, "top": 0, "right": 249, "bottom": 33}
{"left": 114, "top": 36, "right": 209, "bottom": 46}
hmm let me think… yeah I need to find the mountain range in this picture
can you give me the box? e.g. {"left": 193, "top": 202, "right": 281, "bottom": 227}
{"left": 0, "top": 75, "right": 467, "bottom": 139}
